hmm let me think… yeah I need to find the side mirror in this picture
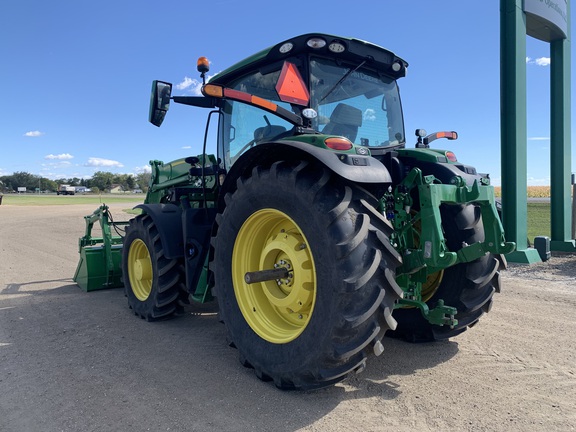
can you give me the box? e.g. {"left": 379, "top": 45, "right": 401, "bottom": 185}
{"left": 149, "top": 80, "right": 172, "bottom": 127}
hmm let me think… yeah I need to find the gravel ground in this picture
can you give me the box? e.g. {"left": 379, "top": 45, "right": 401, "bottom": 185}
{"left": 1, "top": 203, "right": 575, "bottom": 431}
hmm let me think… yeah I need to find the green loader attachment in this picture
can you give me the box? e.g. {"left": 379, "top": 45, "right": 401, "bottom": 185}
{"left": 73, "top": 204, "right": 129, "bottom": 291}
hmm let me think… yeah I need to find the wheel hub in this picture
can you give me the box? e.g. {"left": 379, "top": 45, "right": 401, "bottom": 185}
{"left": 127, "top": 239, "right": 153, "bottom": 301}
{"left": 232, "top": 209, "right": 316, "bottom": 344}
{"left": 273, "top": 259, "right": 293, "bottom": 289}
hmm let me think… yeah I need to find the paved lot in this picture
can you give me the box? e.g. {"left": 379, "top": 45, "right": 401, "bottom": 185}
{"left": 1, "top": 203, "right": 575, "bottom": 431}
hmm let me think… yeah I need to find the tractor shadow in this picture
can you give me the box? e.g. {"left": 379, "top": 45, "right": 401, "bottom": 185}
{"left": 1, "top": 278, "right": 78, "bottom": 295}
{"left": 333, "top": 336, "right": 460, "bottom": 398}
{"left": 173, "top": 301, "right": 461, "bottom": 398}
{"left": 0, "top": 280, "right": 459, "bottom": 432}
{"left": 249, "top": 332, "right": 460, "bottom": 431}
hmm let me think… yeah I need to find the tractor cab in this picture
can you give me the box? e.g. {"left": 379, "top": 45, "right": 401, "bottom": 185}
{"left": 150, "top": 34, "right": 408, "bottom": 170}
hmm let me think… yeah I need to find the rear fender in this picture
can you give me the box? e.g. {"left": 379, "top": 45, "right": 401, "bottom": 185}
{"left": 134, "top": 203, "right": 184, "bottom": 259}
{"left": 219, "top": 141, "right": 392, "bottom": 208}
{"left": 135, "top": 203, "right": 217, "bottom": 296}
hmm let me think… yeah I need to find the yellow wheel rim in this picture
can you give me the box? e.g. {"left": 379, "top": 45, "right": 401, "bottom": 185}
{"left": 421, "top": 269, "right": 444, "bottom": 302}
{"left": 232, "top": 209, "right": 316, "bottom": 344}
{"left": 127, "top": 238, "right": 153, "bottom": 301}
{"left": 398, "top": 214, "right": 444, "bottom": 307}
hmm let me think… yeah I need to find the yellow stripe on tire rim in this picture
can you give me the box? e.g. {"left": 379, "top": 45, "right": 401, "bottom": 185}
{"left": 421, "top": 269, "right": 444, "bottom": 302}
{"left": 128, "top": 238, "right": 153, "bottom": 301}
{"left": 232, "top": 209, "right": 317, "bottom": 344}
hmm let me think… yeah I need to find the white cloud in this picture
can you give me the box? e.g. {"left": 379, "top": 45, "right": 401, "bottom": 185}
{"left": 181, "top": 145, "right": 192, "bottom": 149}
{"left": 176, "top": 76, "right": 194, "bottom": 90}
{"left": 176, "top": 76, "right": 203, "bottom": 95}
{"left": 84, "top": 157, "right": 124, "bottom": 168}
{"left": 24, "top": 130, "right": 44, "bottom": 137}
{"left": 42, "top": 161, "right": 71, "bottom": 167}
{"left": 535, "top": 57, "right": 551, "bottom": 66}
{"left": 526, "top": 57, "right": 551, "bottom": 66}
{"left": 134, "top": 165, "right": 152, "bottom": 174}
{"left": 175, "top": 72, "right": 219, "bottom": 96}
{"left": 205, "top": 73, "right": 217, "bottom": 83}
{"left": 40, "top": 170, "right": 92, "bottom": 181}
{"left": 363, "top": 109, "right": 376, "bottom": 122}
{"left": 45, "top": 153, "right": 74, "bottom": 160}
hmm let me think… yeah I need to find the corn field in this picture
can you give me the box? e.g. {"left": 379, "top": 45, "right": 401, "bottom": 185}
{"left": 493, "top": 186, "right": 552, "bottom": 198}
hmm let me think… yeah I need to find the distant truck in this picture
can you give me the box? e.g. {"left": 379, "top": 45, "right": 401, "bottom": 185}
{"left": 56, "top": 185, "right": 75, "bottom": 195}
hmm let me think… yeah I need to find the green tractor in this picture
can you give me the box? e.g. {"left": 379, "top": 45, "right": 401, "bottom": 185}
{"left": 76, "top": 34, "right": 515, "bottom": 390}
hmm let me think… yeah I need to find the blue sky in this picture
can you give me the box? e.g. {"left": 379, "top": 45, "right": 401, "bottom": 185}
{"left": 1, "top": 0, "right": 573, "bottom": 186}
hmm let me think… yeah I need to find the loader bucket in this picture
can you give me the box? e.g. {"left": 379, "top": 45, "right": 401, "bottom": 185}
{"left": 73, "top": 204, "right": 129, "bottom": 292}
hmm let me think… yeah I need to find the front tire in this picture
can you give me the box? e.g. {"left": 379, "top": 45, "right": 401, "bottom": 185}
{"left": 213, "top": 161, "right": 402, "bottom": 389}
{"left": 122, "top": 214, "right": 183, "bottom": 321}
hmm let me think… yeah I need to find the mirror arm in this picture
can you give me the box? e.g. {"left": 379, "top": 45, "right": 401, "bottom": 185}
{"left": 172, "top": 96, "right": 218, "bottom": 108}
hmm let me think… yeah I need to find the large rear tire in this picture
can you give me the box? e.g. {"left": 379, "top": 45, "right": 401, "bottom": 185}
{"left": 122, "top": 214, "right": 183, "bottom": 321}
{"left": 389, "top": 203, "right": 504, "bottom": 342}
{"left": 213, "top": 161, "right": 402, "bottom": 390}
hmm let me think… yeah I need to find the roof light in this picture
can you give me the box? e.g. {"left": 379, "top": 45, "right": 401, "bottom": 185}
{"left": 197, "top": 57, "right": 210, "bottom": 74}
{"left": 325, "top": 137, "right": 353, "bottom": 151}
{"left": 328, "top": 42, "right": 346, "bottom": 53}
{"left": 391, "top": 61, "right": 402, "bottom": 72}
{"left": 279, "top": 42, "right": 293, "bottom": 54}
{"left": 307, "top": 37, "right": 326, "bottom": 49}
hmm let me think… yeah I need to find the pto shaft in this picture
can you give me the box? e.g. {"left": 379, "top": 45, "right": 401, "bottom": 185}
{"left": 244, "top": 268, "right": 289, "bottom": 284}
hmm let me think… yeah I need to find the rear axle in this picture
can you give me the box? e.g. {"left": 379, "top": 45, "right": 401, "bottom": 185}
{"left": 244, "top": 268, "right": 289, "bottom": 284}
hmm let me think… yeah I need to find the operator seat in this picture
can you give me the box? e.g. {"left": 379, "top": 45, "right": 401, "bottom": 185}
{"left": 253, "top": 125, "right": 287, "bottom": 142}
{"left": 322, "top": 103, "right": 362, "bottom": 142}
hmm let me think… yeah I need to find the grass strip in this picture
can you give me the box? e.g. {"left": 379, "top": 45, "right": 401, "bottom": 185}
{"left": 1, "top": 194, "right": 144, "bottom": 206}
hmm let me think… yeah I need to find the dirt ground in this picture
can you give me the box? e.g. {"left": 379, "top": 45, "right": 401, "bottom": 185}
{"left": 1, "top": 203, "right": 575, "bottom": 432}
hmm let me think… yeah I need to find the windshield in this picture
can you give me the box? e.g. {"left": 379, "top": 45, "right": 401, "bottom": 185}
{"left": 310, "top": 57, "right": 405, "bottom": 147}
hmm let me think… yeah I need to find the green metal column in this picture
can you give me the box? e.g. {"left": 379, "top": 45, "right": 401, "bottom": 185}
{"left": 550, "top": 2, "right": 575, "bottom": 251}
{"left": 500, "top": 0, "right": 541, "bottom": 263}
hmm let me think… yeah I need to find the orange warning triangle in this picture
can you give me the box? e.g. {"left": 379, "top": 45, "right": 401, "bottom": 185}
{"left": 275, "top": 62, "right": 310, "bottom": 106}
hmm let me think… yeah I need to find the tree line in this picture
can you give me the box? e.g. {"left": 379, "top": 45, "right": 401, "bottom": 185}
{"left": 0, "top": 171, "right": 152, "bottom": 194}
